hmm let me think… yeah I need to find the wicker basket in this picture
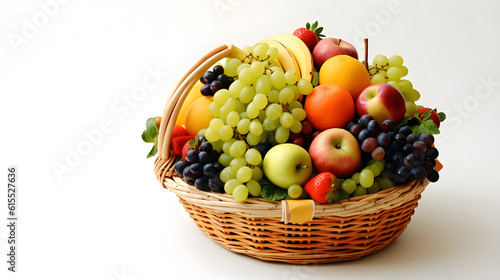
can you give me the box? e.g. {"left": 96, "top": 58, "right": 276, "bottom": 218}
{"left": 154, "top": 44, "right": 431, "bottom": 264}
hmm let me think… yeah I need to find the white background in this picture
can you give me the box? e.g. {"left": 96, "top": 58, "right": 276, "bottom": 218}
{"left": 1, "top": 0, "right": 499, "bottom": 279}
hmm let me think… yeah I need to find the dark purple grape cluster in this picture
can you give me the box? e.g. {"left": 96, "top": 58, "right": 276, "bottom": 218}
{"left": 174, "top": 135, "right": 224, "bottom": 192}
{"left": 383, "top": 128, "right": 440, "bottom": 185}
{"left": 346, "top": 114, "right": 396, "bottom": 161}
{"left": 200, "top": 65, "right": 234, "bottom": 96}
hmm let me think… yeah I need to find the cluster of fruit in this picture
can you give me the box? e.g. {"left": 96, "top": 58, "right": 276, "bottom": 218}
{"left": 144, "top": 21, "right": 445, "bottom": 205}
{"left": 200, "top": 65, "right": 235, "bottom": 96}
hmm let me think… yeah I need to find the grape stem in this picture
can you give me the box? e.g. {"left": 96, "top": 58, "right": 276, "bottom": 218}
{"left": 364, "top": 38, "right": 369, "bottom": 72}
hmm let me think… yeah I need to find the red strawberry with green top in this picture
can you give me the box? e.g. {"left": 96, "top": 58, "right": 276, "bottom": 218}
{"left": 414, "top": 108, "right": 441, "bottom": 128}
{"left": 292, "top": 21, "right": 325, "bottom": 52}
{"left": 181, "top": 140, "right": 194, "bottom": 160}
{"left": 172, "top": 125, "right": 189, "bottom": 139}
{"left": 304, "top": 172, "right": 347, "bottom": 203}
{"left": 171, "top": 135, "right": 194, "bottom": 156}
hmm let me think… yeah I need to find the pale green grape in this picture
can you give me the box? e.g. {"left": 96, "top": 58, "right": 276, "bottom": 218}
{"left": 204, "top": 127, "right": 220, "bottom": 142}
{"left": 208, "top": 102, "right": 221, "bottom": 117}
{"left": 353, "top": 185, "right": 367, "bottom": 197}
{"left": 258, "top": 109, "right": 267, "bottom": 122}
{"left": 238, "top": 67, "right": 254, "bottom": 85}
{"left": 263, "top": 117, "right": 280, "bottom": 131}
{"left": 275, "top": 125, "right": 290, "bottom": 143}
{"left": 239, "top": 85, "right": 255, "bottom": 104}
{"left": 252, "top": 43, "right": 269, "bottom": 59}
{"left": 404, "top": 89, "right": 420, "bottom": 102}
{"left": 267, "top": 130, "right": 278, "bottom": 145}
{"left": 270, "top": 71, "right": 286, "bottom": 89}
{"left": 367, "top": 181, "right": 380, "bottom": 194}
{"left": 236, "top": 63, "right": 250, "bottom": 75}
{"left": 245, "top": 148, "right": 262, "bottom": 166}
{"left": 289, "top": 119, "right": 302, "bottom": 134}
{"left": 214, "top": 89, "right": 230, "bottom": 106}
{"left": 286, "top": 85, "right": 300, "bottom": 100}
{"left": 284, "top": 70, "right": 298, "bottom": 85}
{"left": 371, "top": 73, "right": 386, "bottom": 84}
{"left": 405, "top": 100, "right": 416, "bottom": 116}
{"left": 211, "top": 139, "right": 223, "bottom": 152}
{"left": 265, "top": 103, "right": 282, "bottom": 120}
{"left": 237, "top": 118, "right": 250, "bottom": 134}
{"left": 387, "top": 80, "right": 399, "bottom": 90}
{"left": 229, "top": 140, "right": 247, "bottom": 158}
{"left": 229, "top": 80, "right": 244, "bottom": 98}
{"left": 246, "top": 102, "right": 260, "bottom": 119}
{"left": 268, "top": 90, "right": 279, "bottom": 103}
{"left": 352, "top": 172, "right": 360, "bottom": 184}
{"left": 253, "top": 93, "right": 268, "bottom": 110}
{"left": 246, "top": 180, "right": 262, "bottom": 196}
{"left": 230, "top": 157, "right": 247, "bottom": 173}
{"left": 388, "top": 55, "right": 404, "bottom": 67}
{"left": 368, "top": 164, "right": 382, "bottom": 177}
{"left": 219, "top": 103, "right": 233, "bottom": 120}
{"left": 224, "top": 179, "right": 241, "bottom": 194}
{"left": 236, "top": 166, "right": 252, "bottom": 183}
{"left": 291, "top": 108, "right": 306, "bottom": 121}
{"left": 220, "top": 166, "right": 236, "bottom": 183}
{"left": 398, "top": 79, "right": 413, "bottom": 93}
{"left": 359, "top": 168, "right": 374, "bottom": 188}
{"left": 225, "top": 58, "right": 241, "bottom": 77}
{"left": 278, "top": 88, "right": 294, "bottom": 104}
{"left": 378, "top": 176, "right": 394, "bottom": 190}
{"left": 377, "top": 70, "right": 387, "bottom": 79}
{"left": 399, "top": 65, "right": 409, "bottom": 77}
{"left": 246, "top": 132, "right": 260, "bottom": 146}
{"left": 226, "top": 111, "right": 240, "bottom": 127}
{"left": 249, "top": 119, "right": 263, "bottom": 136}
{"left": 222, "top": 138, "right": 236, "bottom": 154}
{"left": 341, "top": 178, "right": 357, "bottom": 194}
{"left": 232, "top": 185, "right": 249, "bottom": 202}
{"left": 387, "top": 67, "right": 402, "bottom": 81}
{"left": 287, "top": 184, "right": 303, "bottom": 199}
{"left": 373, "top": 54, "right": 389, "bottom": 68}
{"left": 219, "top": 125, "right": 233, "bottom": 141}
{"left": 280, "top": 112, "right": 294, "bottom": 128}
{"left": 297, "top": 78, "right": 313, "bottom": 95}
{"left": 254, "top": 75, "right": 272, "bottom": 95}
{"left": 259, "top": 130, "right": 267, "bottom": 144}
{"left": 242, "top": 45, "right": 253, "bottom": 54}
{"left": 266, "top": 47, "right": 279, "bottom": 61}
{"left": 251, "top": 166, "right": 263, "bottom": 181}
{"left": 209, "top": 118, "right": 224, "bottom": 131}
{"left": 235, "top": 99, "right": 245, "bottom": 113}
{"left": 218, "top": 153, "right": 233, "bottom": 167}
{"left": 287, "top": 100, "right": 303, "bottom": 110}
{"left": 373, "top": 159, "right": 386, "bottom": 170}
{"left": 250, "top": 61, "right": 265, "bottom": 77}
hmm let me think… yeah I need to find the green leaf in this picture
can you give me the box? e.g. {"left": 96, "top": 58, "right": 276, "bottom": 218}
{"left": 413, "top": 110, "right": 420, "bottom": 118}
{"left": 395, "top": 117, "right": 419, "bottom": 130}
{"left": 260, "top": 178, "right": 287, "bottom": 201}
{"left": 315, "top": 27, "right": 323, "bottom": 34}
{"left": 306, "top": 22, "right": 310, "bottom": 29}
{"left": 147, "top": 143, "right": 158, "bottom": 158}
{"left": 311, "top": 21, "right": 318, "bottom": 30}
{"left": 437, "top": 112, "right": 446, "bottom": 122}
{"left": 421, "top": 108, "right": 432, "bottom": 121}
{"left": 417, "top": 119, "right": 440, "bottom": 134}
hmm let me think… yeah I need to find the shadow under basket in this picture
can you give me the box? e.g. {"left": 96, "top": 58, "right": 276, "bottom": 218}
{"left": 153, "top": 44, "right": 432, "bottom": 264}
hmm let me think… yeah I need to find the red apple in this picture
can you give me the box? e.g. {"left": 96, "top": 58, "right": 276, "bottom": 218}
{"left": 312, "top": 38, "right": 358, "bottom": 69}
{"left": 309, "top": 128, "right": 361, "bottom": 178}
{"left": 356, "top": 83, "right": 406, "bottom": 124}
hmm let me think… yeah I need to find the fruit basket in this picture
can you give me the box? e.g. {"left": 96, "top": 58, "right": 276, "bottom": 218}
{"left": 149, "top": 26, "right": 444, "bottom": 264}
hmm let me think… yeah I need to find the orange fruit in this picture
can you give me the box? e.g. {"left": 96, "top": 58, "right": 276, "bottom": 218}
{"left": 184, "top": 96, "right": 214, "bottom": 136}
{"left": 319, "top": 55, "right": 371, "bottom": 101}
{"left": 304, "top": 84, "right": 355, "bottom": 130}
{"left": 176, "top": 81, "right": 203, "bottom": 126}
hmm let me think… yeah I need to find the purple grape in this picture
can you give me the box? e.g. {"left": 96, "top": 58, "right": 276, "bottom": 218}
{"left": 190, "top": 162, "right": 203, "bottom": 175}
{"left": 195, "top": 176, "right": 209, "bottom": 191}
{"left": 201, "top": 84, "right": 213, "bottom": 96}
{"left": 392, "top": 152, "right": 405, "bottom": 165}
{"left": 394, "top": 134, "right": 406, "bottom": 146}
{"left": 197, "top": 135, "right": 206, "bottom": 144}
{"left": 203, "top": 163, "right": 217, "bottom": 177}
{"left": 398, "top": 126, "right": 412, "bottom": 136}
{"left": 427, "top": 170, "right": 439, "bottom": 182}
{"left": 200, "top": 76, "right": 207, "bottom": 84}
{"left": 174, "top": 160, "right": 188, "bottom": 175}
{"left": 404, "top": 153, "right": 419, "bottom": 168}
{"left": 381, "top": 119, "right": 395, "bottom": 132}
{"left": 402, "top": 143, "right": 414, "bottom": 154}
{"left": 210, "top": 80, "right": 223, "bottom": 93}
{"left": 419, "top": 133, "right": 435, "bottom": 147}
{"left": 425, "top": 146, "right": 439, "bottom": 159}
{"left": 182, "top": 166, "right": 197, "bottom": 181}
{"left": 421, "top": 162, "right": 434, "bottom": 173}
{"left": 396, "top": 166, "right": 411, "bottom": 180}
{"left": 367, "top": 120, "right": 380, "bottom": 133}
{"left": 208, "top": 150, "right": 219, "bottom": 163}
{"left": 358, "top": 129, "right": 372, "bottom": 143}
{"left": 200, "top": 141, "right": 213, "bottom": 152}
{"left": 345, "top": 121, "right": 356, "bottom": 131}
{"left": 406, "top": 134, "right": 419, "bottom": 144}
{"left": 358, "top": 114, "right": 373, "bottom": 128}
{"left": 413, "top": 141, "right": 427, "bottom": 154}
{"left": 213, "top": 65, "right": 224, "bottom": 75}
{"left": 350, "top": 124, "right": 362, "bottom": 138}
{"left": 387, "top": 130, "right": 396, "bottom": 139}
{"left": 217, "top": 74, "right": 231, "bottom": 88}
{"left": 377, "top": 133, "right": 391, "bottom": 149}
{"left": 198, "top": 151, "right": 210, "bottom": 164}
{"left": 203, "top": 71, "right": 216, "bottom": 84}
{"left": 411, "top": 166, "right": 427, "bottom": 180}
{"left": 361, "top": 137, "right": 378, "bottom": 153}
{"left": 208, "top": 176, "right": 224, "bottom": 192}
{"left": 186, "top": 149, "right": 199, "bottom": 163}
{"left": 213, "top": 162, "right": 224, "bottom": 173}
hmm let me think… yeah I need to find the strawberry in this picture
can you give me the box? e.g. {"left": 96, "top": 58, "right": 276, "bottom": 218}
{"left": 171, "top": 135, "right": 194, "bottom": 156}
{"left": 414, "top": 108, "right": 441, "bottom": 128}
{"left": 172, "top": 125, "right": 189, "bottom": 139}
{"left": 304, "top": 172, "right": 347, "bottom": 203}
{"left": 292, "top": 21, "right": 325, "bottom": 52}
{"left": 181, "top": 140, "right": 194, "bottom": 159}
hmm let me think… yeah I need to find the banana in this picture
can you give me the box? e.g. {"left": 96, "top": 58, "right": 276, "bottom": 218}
{"left": 271, "top": 33, "right": 314, "bottom": 82}
{"left": 227, "top": 44, "right": 251, "bottom": 62}
{"left": 259, "top": 38, "right": 301, "bottom": 78}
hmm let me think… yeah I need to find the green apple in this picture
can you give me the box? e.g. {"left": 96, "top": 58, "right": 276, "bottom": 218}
{"left": 262, "top": 143, "right": 313, "bottom": 189}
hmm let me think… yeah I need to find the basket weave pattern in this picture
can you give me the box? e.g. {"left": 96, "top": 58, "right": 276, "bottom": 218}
{"left": 154, "top": 44, "right": 430, "bottom": 264}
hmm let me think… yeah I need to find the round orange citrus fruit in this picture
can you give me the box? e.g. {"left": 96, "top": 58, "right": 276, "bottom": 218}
{"left": 304, "top": 84, "right": 355, "bottom": 130}
{"left": 184, "top": 96, "right": 214, "bottom": 136}
{"left": 319, "top": 55, "right": 371, "bottom": 101}
{"left": 176, "top": 81, "right": 203, "bottom": 126}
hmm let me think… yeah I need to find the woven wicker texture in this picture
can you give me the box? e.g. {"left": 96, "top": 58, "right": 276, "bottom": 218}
{"left": 154, "top": 44, "right": 431, "bottom": 264}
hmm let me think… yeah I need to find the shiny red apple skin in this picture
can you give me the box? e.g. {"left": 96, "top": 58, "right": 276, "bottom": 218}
{"left": 312, "top": 38, "right": 358, "bottom": 69}
{"left": 356, "top": 83, "right": 406, "bottom": 124}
